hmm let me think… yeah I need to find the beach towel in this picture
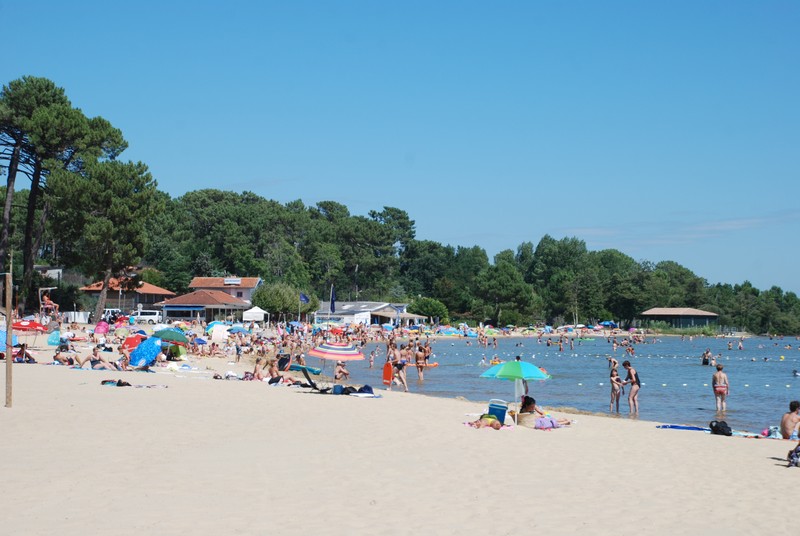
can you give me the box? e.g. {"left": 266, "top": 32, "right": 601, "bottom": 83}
{"left": 101, "top": 379, "right": 168, "bottom": 388}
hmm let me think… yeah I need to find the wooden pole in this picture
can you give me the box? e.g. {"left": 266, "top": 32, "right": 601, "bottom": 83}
{"left": 5, "top": 264, "right": 13, "bottom": 408}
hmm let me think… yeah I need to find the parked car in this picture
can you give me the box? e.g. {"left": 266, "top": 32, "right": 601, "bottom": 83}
{"left": 130, "top": 310, "right": 163, "bottom": 324}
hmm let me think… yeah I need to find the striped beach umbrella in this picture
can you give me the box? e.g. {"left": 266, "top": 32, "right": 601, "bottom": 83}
{"left": 307, "top": 342, "right": 364, "bottom": 361}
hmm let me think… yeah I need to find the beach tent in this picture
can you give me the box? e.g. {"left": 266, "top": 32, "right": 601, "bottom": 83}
{"left": 243, "top": 306, "right": 267, "bottom": 322}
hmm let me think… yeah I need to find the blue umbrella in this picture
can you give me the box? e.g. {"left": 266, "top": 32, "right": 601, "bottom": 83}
{"left": 0, "top": 330, "right": 20, "bottom": 346}
{"left": 130, "top": 337, "right": 162, "bottom": 367}
{"left": 228, "top": 326, "right": 248, "bottom": 334}
{"left": 206, "top": 321, "right": 225, "bottom": 334}
{"left": 289, "top": 321, "right": 303, "bottom": 328}
{"left": 195, "top": 337, "right": 208, "bottom": 345}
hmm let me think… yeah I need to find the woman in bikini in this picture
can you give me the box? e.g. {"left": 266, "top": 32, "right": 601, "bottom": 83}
{"left": 622, "top": 360, "right": 640, "bottom": 414}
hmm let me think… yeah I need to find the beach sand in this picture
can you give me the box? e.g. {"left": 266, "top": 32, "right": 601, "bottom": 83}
{"left": 0, "top": 336, "right": 796, "bottom": 535}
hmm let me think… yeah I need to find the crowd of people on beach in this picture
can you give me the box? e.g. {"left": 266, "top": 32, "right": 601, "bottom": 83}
{"left": 5, "top": 311, "right": 800, "bottom": 461}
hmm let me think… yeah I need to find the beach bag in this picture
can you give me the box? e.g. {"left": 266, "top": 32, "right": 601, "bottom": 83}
{"left": 788, "top": 444, "right": 800, "bottom": 467}
{"left": 357, "top": 385, "right": 374, "bottom": 395}
{"left": 709, "top": 420, "right": 732, "bottom": 436}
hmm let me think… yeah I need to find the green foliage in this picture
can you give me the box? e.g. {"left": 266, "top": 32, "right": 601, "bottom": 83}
{"left": 140, "top": 268, "right": 167, "bottom": 289}
{"left": 475, "top": 259, "right": 534, "bottom": 326}
{"left": 251, "top": 282, "right": 318, "bottom": 317}
{"left": 408, "top": 297, "right": 449, "bottom": 324}
{"left": 48, "top": 159, "right": 160, "bottom": 319}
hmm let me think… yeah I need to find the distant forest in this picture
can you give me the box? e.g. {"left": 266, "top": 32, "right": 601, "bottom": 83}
{"left": 3, "top": 76, "right": 799, "bottom": 334}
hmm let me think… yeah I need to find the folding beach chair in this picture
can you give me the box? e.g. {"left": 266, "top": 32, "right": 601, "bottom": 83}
{"left": 277, "top": 354, "right": 291, "bottom": 371}
{"left": 301, "top": 367, "right": 331, "bottom": 394}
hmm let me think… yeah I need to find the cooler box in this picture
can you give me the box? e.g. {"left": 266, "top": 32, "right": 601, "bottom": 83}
{"left": 487, "top": 399, "right": 508, "bottom": 423}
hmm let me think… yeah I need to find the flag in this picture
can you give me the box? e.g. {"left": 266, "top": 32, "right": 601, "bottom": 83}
{"left": 330, "top": 285, "right": 336, "bottom": 314}
{"left": 300, "top": 293, "right": 310, "bottom": 304}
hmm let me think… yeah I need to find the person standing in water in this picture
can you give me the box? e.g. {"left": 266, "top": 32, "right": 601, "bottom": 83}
{"left": 609, "top": 368, "right": 624, "bottom": 413}
{"left": 712, "top": 364, "right": 729, "bottom": 412}
{"left": 621, "top": 360, "right": 640, "bottom": 414}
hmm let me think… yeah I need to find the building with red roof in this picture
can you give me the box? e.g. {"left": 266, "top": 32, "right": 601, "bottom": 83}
{"left": 80, "top": 278, "right": 176, "bottom": 311}
{"left": 157, "top": 289, "right": 251, "bottom": 322}
{"left": 188, "top": 276, "right": 262, "bottom": 304}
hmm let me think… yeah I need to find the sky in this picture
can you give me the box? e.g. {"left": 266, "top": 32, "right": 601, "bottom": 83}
{"left": 3, "top": 1, "right": 799, "bottom": 292}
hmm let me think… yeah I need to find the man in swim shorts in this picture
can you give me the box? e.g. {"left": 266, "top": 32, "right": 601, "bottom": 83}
{"left": 712, "top": 364, "right": 729, "bottom": 412}
{"left": 388, "top": 343, "right": 408, "bottom": 392}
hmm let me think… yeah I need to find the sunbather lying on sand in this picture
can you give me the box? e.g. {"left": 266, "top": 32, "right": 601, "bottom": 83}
{"left": 468, "top": 414, "right": 503, "bottom": 430}
{"left": 53, "top": 350, "right": 76, "bottom": 366}
{"left": 77, "top": 347, "right": 119, "bottom": 370}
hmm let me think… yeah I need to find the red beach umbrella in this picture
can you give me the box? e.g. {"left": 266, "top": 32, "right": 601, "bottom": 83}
{"left": 12, "top": 320, "right": 47, "bottom": 332}
{"left": 122, "top": 334, "right": 147, "bottom": 352}
{"left": 307, "top": 342, "right": 364, "bottom": 361}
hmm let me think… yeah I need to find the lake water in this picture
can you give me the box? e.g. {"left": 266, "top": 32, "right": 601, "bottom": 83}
{"left": 328, "top": 335, "right": 800, "bottom": 433}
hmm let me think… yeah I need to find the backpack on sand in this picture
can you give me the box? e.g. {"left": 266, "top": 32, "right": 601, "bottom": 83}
{"left": 709, "top": 420, "right": 732, "bottom": 436}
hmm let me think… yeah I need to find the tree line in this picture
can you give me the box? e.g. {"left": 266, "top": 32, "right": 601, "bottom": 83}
{"left": 3, "top": 76, "right": 799, "bottom": 334}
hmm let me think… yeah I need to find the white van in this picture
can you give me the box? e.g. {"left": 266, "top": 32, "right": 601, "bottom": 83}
{"left": 131, "top": 310, "right": 163, "bottom": 324}
{"left": 102, "top": 308, "right": 122, "bottom": 322}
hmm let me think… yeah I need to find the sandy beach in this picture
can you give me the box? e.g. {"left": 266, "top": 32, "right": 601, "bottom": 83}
{"left": 0, "top": 334, "right": 797, "bottom": 535}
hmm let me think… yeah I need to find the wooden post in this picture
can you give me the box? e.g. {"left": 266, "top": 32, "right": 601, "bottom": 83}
{"left": 5, "top": 266, "right": 13, "bottom": 408}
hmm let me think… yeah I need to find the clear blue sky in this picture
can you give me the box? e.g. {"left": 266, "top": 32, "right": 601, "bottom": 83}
{"left": 4, "top": 1, "right": 799, "bottom": 292}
